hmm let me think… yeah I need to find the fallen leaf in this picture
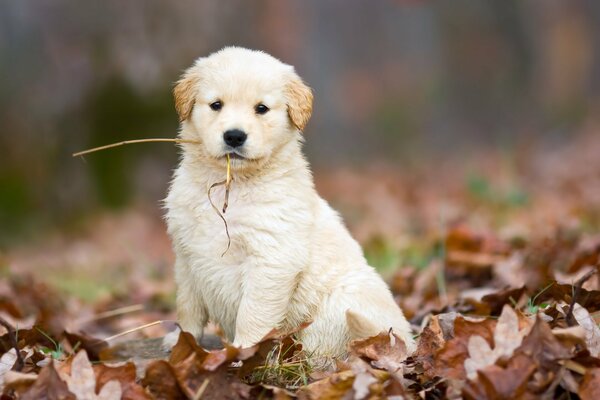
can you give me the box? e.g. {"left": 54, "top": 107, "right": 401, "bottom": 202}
{"left": 579, "top": 368, "right": 600, "bottom": 400}
{"left": 3, "top": 370, "right": 37, "bottom": 394}
{"left": 432, "top": 315, "right": 497, "bottom": 380}
{"left": 414, "top": 315, "right": 445, "bottom": 374}
{"left": 540, "top": 283, "right": 600, "bottom": 313}
{"left": 352, "top": 361, "right": 379, "bottom": 400}
{"left": 464, "top": 336, "right": 496, "bottom": 380}
{"left": 64, "top": 331, "right": 108, "bottom": 361}
{"left": 141, "top": 360, "right": 186, "bottom": 400}
{"left": 464, "top": 305, "right": 532, "bottom": 381}
{"left": 165, "top": 331, "right": 253, "bottom": 399}
{"left": 297, "top": 369, "right": 355, "bottom": 400}
{"left": 463, "top": 353, "right": 537, "bottom": 400}
{"left": 22, "top": 360, "right": 75, "bottom": 400}
{"left": 0, "top": 349, "right": 18, "bottom": 389}
{"left": 481, "top": 286, "right": 526, "bottom": 316}
{"left": 567, "top": 235, "right": 600, "bottom": 273}
{"left": 349, "top": 331, "right": 408, "bottom": 374}
{"left": 59, "top": 351, "right": 122, "bottom": 400}
{"left": 552, "top": 325, "right": 587, "bottom": 349}
{"left": 168, "top": 330, "right": 209, "bottom": 366}
{"left": 248, "top": 384, "right": 295, "bottom": 399}
{"left": 572, "top": 303, "right": 600, "bottom": 357}
{"left": 96, "top": 381, "right": 122, "bottom": 400}
{"left": 94, "top": 362, "right": 151, "bottom": 400}
{"left": 518, "top": 316, "right": 574, "bottom": 366}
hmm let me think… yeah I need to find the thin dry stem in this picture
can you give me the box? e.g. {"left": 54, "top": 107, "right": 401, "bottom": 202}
{"left": 226, "top": 153, "right": 232, "bottom": 186}
{"left": 73, "top": 304, "right": 144, "bottom": 327}
{"left": 72, "top": 138, "right": 200, "bottom": 157}
{"left": 193, "top": 378, "right": 211, "bottom": 400}
{"left": 208, "top": 183, "right": 232, "bottom": 257}
{"left": 206, "top": 154, "right": 233, "bottom": 256}
{"left": 73, "top": 136, "right": 235, "bottom": 257}
{"left": 223, "top": 153, "right": 232, "bottom": 213}
{"left": 103, "top": 320, "right": 174, "bottom": 342}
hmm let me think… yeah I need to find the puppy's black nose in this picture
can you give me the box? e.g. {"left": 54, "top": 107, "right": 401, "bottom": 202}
{"left": 223, "top": 129, "right": 247, "bottom": 148}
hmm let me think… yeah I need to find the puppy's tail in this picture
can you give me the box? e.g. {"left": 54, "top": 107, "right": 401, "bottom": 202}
{"left": 345, "top": 309, "right": 382, "bottom": 339}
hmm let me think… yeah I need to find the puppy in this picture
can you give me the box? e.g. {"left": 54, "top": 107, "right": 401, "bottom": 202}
{"left": 164, "top": 47, "right": 414, "bottom": 359}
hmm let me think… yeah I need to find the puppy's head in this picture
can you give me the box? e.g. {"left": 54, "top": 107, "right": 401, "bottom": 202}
{"left": 174, "top": 47, "right": 313, "bottom": 169}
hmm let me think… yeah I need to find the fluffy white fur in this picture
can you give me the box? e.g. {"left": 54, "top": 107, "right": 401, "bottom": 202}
{"left": 164, "top": 47, "right": 414, "bottom": 358}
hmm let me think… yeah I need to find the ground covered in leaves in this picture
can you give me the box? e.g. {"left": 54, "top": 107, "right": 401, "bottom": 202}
{"left": 2, "top": 134, "right": 600, "bottom": 399}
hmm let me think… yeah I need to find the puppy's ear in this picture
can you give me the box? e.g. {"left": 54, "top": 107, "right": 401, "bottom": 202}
{"left": 173, "top": 66, "right": 200, "bottom": 122}
{"left": 285, "top": 73, "right": 313, "bottom": 132}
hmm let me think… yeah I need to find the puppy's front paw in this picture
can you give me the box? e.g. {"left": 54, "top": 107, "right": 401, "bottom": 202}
{"left": 162, "top": 328, "right": 181, "bottom": 352}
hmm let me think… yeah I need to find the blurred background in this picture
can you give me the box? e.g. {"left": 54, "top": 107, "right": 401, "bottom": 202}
{"left": 1, "top": 1, "right": 600, "bottom": 301}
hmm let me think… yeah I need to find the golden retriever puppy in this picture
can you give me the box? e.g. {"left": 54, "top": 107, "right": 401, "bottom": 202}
{"left": 164, "top": 47, "right": 414, "bottom": 359}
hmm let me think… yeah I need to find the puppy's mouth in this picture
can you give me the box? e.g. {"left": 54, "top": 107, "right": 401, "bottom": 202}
{"left": 220, "top": 149, "right": 261, "bottom": 163}
{"left": 227, "top": 152, "right": 246, "bottom": 160}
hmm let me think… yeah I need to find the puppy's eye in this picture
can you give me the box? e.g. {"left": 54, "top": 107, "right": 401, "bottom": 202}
{"left": 209, "top": 101, "right": 223, "bottom": 111}
{"left": 255, "top": 103, "right": 269, "bottom": 115}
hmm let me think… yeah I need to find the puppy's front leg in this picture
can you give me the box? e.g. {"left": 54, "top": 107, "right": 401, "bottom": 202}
{"left": 233, "top": 262, "right": 300, "bottom": 348}
{"left": 165, "top": 258, "right": 208, "bottom": 348}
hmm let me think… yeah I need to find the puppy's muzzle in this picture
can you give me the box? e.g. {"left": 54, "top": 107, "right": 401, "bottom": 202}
{"left": 223, "top": 129, "right": 247, "bottom": 148}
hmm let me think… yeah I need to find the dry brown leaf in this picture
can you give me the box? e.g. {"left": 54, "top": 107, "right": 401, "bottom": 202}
{"left": 94, "top": 362, "right": 151, "bottom": 400}
{"left": 463, "top": 353, "right": 537, "bottom": 400}
{"left": 349, "top": 331, "right": 408, "bottom": 374}
{"left": 572, "top": 303, "right": 600, "bottom": 357}
{"left": 579, "top": 368, "right": 600, "bottom": 400}
{"left": 518, "top": 316, "right": 573, "bottom": 368}
{"left": 22, "top": 360, "right": 76, "bottom": 400}
{"left": 464, "top": 305, "right": 530, "bottom": 379}
{"left": 493, "top": 253, "right": 526, "bottom": 288}
{"left": 414, "top": 315, "right": 446, "bottom": 375}
{"left": 141, "top": 360, "right": 186, "bottom": 400}
{"left": 351, "top": 361, "right": 380, "bottom": 400}
{"left": 481, "top": 286, "right": 526, "bottom": 316}
{"left": 297, "top": 369, "right": 355, "bottom": 400}
{"left": 432, "top": 314, "right": 497, "bottom": 380}
{"left": 59, "top": 351, "right": 122, "bottom": 400}
{"left": 3, "top": 370, "right": 37, "bottom": 392}
{"left": 0, "top": 349, "right": 18, "bottom": 389}
{"left": 64, "top": 331, "right": 108, "bottom": 362}
{"left": 541, "top": 283, "right": 600, "bottom": 313}
{"left": 464, "top": 336, "right": 496, "bottom": 381}
{"left": 552, "top": 325, "right": 587, "bottom": 350}
{"left": 165, "top": 331, "right": 252, "bottom": 399}
{"left": 249, "top": 384, "right": 295, "bottom": 399}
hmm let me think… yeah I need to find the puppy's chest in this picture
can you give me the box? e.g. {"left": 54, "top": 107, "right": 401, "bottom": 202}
{"left": 168, "top": 182, "right": 303, "bottom": 261}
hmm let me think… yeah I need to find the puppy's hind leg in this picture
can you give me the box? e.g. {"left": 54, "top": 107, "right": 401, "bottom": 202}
{"left": 345, "top": 308, "right": 416, "bottom": 353}
{"left": 345, "top": 309, "right": 383, "bottom": 339}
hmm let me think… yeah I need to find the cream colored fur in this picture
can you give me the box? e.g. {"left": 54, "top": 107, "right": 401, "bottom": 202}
{"left": 164, "top": 47, "right": 415, "bottom": 358}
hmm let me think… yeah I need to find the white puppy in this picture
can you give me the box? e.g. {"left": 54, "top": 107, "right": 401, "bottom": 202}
{"left": 164, "top": 47, "right": 414, "bottom": 358}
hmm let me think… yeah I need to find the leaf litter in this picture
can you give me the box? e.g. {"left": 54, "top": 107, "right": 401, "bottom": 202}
{"left": 0, "top": 133, "right": 599, "bottom": 398}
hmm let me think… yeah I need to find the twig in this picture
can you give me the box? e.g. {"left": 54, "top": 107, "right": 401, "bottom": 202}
{"left": 193, "top": 378, "right": 211, "bottom": 400}
{"left": 0, "top": 316, "right": 24, "bottom": 371}
{"left": 223, "top": 153, "right": 232, "bottom": 213}
{"left": 566, "top": 268, "right": 597, "bottom": 326}
{"left": 72, "top": 138, "right": 201, "bottom": 157}
{"left": 207, "top": 153, "right": 233, "bottom": 256}
{"left": 208, "top": 181, "right": 231, "bottom": 256}
{"left": 73, "top": 137, "right": 235, "bottom": 257}
{"left": 103, "top": 320, "right": 174, "bottom": 342}
{"left": 73, "top": 304, "right": 144, "bottom": 327}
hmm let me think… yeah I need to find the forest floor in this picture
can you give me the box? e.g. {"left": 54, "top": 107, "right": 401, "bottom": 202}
{"left": 1, "top": 133, "right": 600, "bottom": 399}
